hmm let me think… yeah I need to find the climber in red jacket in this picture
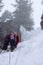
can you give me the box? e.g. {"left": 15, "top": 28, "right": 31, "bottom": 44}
{"left": 2, "top": 32, "right": 21, "bottom": 51}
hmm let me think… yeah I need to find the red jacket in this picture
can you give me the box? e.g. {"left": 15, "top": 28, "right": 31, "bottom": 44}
{"left": 16, "top": 34, "right": 21, "bottom": 45}
{"left": 2, "top": 33, "right": 21, "bottom": 46}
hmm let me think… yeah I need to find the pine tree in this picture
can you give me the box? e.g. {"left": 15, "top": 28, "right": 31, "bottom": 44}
{"left": 12, "top": 0, "right": 34, "bottom": 31}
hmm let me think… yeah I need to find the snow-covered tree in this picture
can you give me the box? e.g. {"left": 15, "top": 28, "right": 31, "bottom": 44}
{"left": 12, "top": 0, "right": 34, "bottom": 31}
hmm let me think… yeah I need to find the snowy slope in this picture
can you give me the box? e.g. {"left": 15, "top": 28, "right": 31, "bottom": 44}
{"left": 0, "top": 29, "right": 43, "bottom": 65}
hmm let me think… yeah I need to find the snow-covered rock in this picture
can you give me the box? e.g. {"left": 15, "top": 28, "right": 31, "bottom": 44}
{"left": 20, "top": 25, "right": 32, "bottom": 41}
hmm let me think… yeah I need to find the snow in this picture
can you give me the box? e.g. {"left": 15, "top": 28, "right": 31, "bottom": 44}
{"left": 0, "top": 28, "right": 43, "bottom": 65}
{"left": 20, "top": 25, "right": 41, "bottom": 41}
{"left": 20, "top": 25, "right": 33, "bottom": 41}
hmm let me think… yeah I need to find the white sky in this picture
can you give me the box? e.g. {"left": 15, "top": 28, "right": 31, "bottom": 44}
{"left": 0, "top": 0, "right": 43, "bottom": 29}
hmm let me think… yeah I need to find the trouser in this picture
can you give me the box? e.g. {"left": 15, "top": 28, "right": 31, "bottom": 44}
{"left": 2, "top": 39, "right": 9, "bottom": 50}
{"left": 2, "top": 39, "right": 17, "bottom": 51}
{"left": 10, "top": 39, "right": 17, "bottom": 51}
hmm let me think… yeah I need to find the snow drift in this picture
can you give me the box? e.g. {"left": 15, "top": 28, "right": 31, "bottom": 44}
{"left": 0, "top": 29, "right": 43, "bottom": 65}
{"left": 20, "top": 25, "right": 41, "bottom": 41}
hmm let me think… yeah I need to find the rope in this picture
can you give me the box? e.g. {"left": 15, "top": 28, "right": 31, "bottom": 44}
{"left": 9, "top": 45, "right": 22, "bottom": 65}
{"left": 8, "top": 45, "right": 11, "bottom": 65}
{"left": 15, "top": 46, "right": 22, "bottom": 65}
{"left": 9, "top": 51, "right": 11, "bottom": 65}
